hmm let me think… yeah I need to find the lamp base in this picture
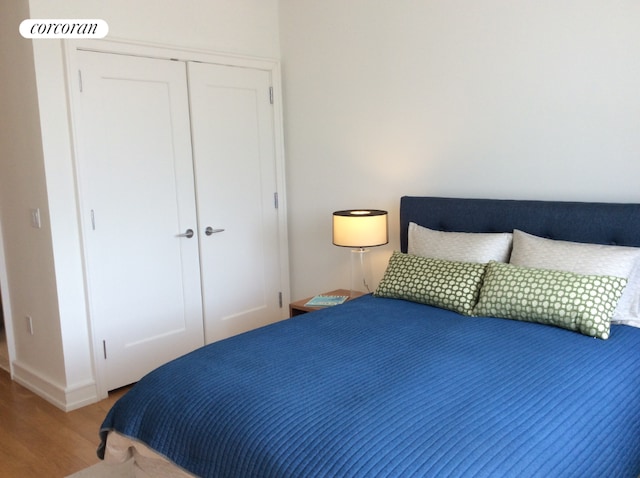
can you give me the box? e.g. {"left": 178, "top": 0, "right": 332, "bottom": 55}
{"left": 350, "top": 248, "right": 372, "bottom": 296}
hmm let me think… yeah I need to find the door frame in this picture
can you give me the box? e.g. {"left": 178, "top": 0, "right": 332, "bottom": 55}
{"left": 64, "top": 39, "right": 290, "bottom": 399}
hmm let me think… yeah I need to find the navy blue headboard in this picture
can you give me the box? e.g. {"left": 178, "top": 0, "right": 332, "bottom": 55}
{"left": 400, "top": 196, "right": 640, "bottom": 253}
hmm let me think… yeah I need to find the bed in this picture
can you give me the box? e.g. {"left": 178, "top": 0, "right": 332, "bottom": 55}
{"left": 99, "top": 196, "right": 640, "bottom": 477}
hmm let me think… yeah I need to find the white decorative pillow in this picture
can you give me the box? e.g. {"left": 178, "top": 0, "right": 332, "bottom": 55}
{"left": 510, "top": 230, "right": 640, "bottom": 327}
{"left": 408, "top": 223, "right": 512, "bottom": 263}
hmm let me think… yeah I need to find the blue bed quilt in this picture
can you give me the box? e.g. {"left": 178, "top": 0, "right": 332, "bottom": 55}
{"left": 99, "top": 295, "right": 640, "bottom": 477}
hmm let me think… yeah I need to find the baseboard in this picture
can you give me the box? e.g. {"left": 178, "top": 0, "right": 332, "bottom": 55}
{"left": 65, "top": 378, "right": 101, "bottom": 411}
{"left": 12, "top": 360, "right": 99, "bottom": 411}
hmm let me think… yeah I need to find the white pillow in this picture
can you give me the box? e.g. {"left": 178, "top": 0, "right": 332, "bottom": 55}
{"left": 408, "top": 223, "right": 512, "bottom": 263}
{"left": 510, "top": 230, "right": 640, "bottom": 327}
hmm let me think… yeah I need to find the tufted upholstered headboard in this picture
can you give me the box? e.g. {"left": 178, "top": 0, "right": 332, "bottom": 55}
{"left": 400, "top": 196, "right": 640, "bottom": 253}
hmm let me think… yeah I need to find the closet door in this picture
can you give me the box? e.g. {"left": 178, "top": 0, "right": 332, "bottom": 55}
{"left": 74, "top": 51, "right": 204, "bottom": 391}
{"left": 188, "top": 62, "right": 284, "bottom": 343}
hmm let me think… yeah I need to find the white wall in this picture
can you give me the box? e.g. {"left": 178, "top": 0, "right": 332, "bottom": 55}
{"left": 279, "top": 0, "right": 640, "bottom": 299}
{"left": 29, "top": 0, "right": 280, "bottom": 58}
{"left": 0, "top": 0, "right": 281, "bottom": 409}
{"left": 0, "top": 0, "right": 68, "bottom": 398}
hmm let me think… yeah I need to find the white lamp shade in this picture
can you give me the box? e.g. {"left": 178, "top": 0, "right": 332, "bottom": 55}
{"left": 332, "top": 209, "right": 388, "bottom": 248}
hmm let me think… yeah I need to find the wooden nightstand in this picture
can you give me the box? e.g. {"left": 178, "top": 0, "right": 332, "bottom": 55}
{"left": 289, "top": 289, "right": 365, "bottom": 317}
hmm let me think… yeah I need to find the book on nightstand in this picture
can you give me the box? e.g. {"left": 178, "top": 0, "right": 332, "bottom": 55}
{"left": 304, "top": 294, "right": 349, "bottom": 307}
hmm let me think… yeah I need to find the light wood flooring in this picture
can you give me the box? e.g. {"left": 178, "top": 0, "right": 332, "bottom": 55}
{"left": 0, "top": 370, "right": 129, "bottom": 477}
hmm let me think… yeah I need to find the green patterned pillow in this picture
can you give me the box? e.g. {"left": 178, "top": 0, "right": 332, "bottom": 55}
{"left": 474, "top": 261, "right": 627, "bottom": 339}
{"left": 374, "top": 251, "right": 486, "bottom": 315}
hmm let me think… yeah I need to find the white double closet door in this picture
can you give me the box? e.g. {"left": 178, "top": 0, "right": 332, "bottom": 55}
{"left": 74, "top": 51, "right": 285, "bottom": 391}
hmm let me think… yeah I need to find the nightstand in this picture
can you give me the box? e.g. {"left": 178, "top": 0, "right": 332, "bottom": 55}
{"left": 289, "top": 289, "right": 365, "bottom": 317}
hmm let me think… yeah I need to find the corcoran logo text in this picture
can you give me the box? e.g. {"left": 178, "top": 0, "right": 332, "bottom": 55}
{"left": 20, "top": 19, "right": 109, "bottom": 39}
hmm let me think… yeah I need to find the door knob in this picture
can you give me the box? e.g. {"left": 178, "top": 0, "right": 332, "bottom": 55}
{"left": 177, "top": 228, "right": 194, "bottom": 238}
{"left": 205, "top": 227, "right": 225, "bottom": 236}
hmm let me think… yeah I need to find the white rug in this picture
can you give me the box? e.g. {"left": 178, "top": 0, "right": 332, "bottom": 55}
{"left": 66, "top": 459, "right": 135, "bottom": 478}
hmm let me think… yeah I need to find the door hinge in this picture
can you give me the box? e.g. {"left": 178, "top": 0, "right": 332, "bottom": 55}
{"left": 274, "top": 192, "right": 279, "bottom": 209}
{"left": 103, "top": 340, "right": 107, "bottom": 359}
{"left": 90, "top": 209, "right": 96, "bottom": 230}
{"left": 269, "top": 86, "right": 274, "bottom": 105}
{"left": 78, "top": 70, "right": 83, "bottom": 92}
{"left": 278, "top": 291, "right": 283, "bottom": 308}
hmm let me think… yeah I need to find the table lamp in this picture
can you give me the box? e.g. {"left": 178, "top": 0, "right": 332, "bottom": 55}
{"left": 332, "top": 209, "right": 388, "bottom": 295}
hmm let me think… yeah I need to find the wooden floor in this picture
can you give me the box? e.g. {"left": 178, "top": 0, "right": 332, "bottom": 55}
{"left": 0, "top": 370, "right": 129, "bottom": 477}
{"left": 0, "top": 326, "right": 9, "bottom": 372}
